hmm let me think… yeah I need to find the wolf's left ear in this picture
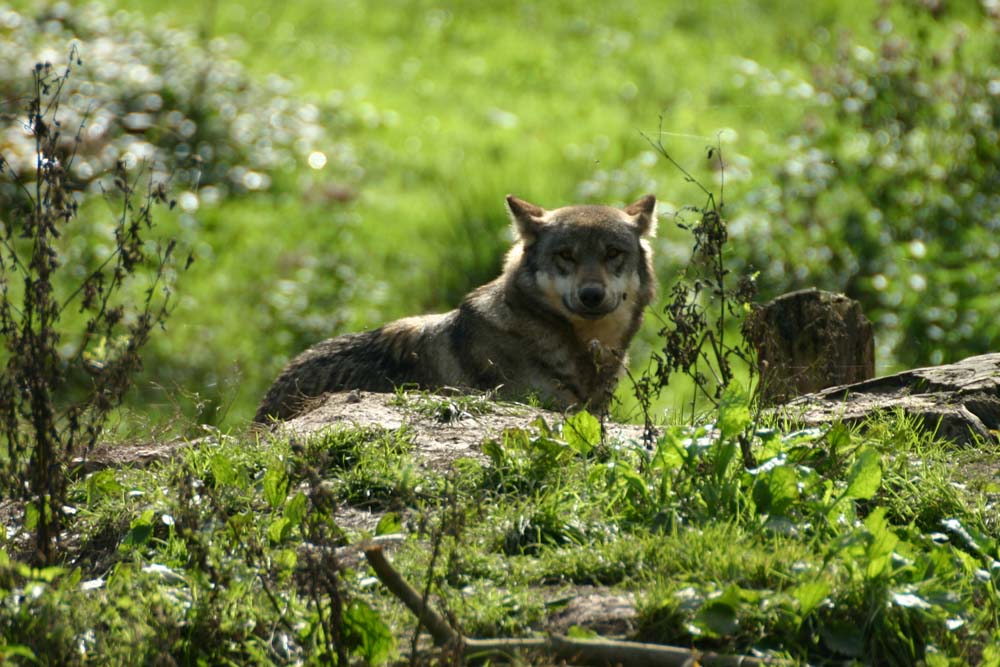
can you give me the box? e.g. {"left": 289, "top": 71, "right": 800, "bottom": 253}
{"left": 624, "top": 194, "right": 657, "bottom": 238}
{"left": 506, "top": 195, "right": 547, "bottom": 241}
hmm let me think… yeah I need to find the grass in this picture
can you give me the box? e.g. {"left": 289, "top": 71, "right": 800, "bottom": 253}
{"left": 3, "top": 2, "right": 1000, "bottom": 661}
{"left": 3, "top": 400, "right": 998, "bottom": 664}
{"left": 3, "top": 0, "right": 922, "bottom": 427}
{"left": 8, "top": 0, "right": 994, "bottom": 426}
{"left": 3, "top": 0, "right": 997, "bottom": 434}
{"left": 389, "top": 388, "right": 504, "bottom": 423}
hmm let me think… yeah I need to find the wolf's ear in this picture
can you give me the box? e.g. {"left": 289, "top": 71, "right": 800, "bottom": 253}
{"left": 624, "top": 194, "right": 657, "bottom": 238}
{"left": 506, "top": 195, "right": 547, "bottom": 241}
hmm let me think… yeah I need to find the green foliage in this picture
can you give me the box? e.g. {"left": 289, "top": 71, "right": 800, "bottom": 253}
{"left": 299, "top": 426, "right": 420, "bottom": 507}
{"left": 0, "top": 3, "right": 357, "bottom": 199}
{"left": 731, "top": 4, "right": 1000, "bottom": 367}
{"left": 390, "top": 388, "right": 498, "bottom": 423}
{"left": 4, "top": 1, "right": 994, "bottom": 426}
{"left": 562, "top": 410, "right": 601, "bottom": 455}
{"left": 2, "top": 1, "right": 999, "bottom": 660}
{"left": 2, "top": 397, "right": 999, "bottom": 663}
{"left": 717, "top": 382, "right": 752, "bottom": 440}
{"left": 625, "top": 132, "right": 759, "bottom": 465}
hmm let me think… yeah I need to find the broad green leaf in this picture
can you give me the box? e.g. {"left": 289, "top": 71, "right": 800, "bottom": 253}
{"left": 697, "top": 601, "right": 739, "bottom": 637}
{"left": 694, "top": 584, "right": 744, "bottom": 637}
{"left": 268, "top": 517, "right": 292, "bottom": 544}
{"left": 753, "top": 465, "right": 799, "bottom": 516}
{"left": 792, "top": 580, "right": 830, "bottom": 617}
{"left": 563, "top": 411, "right": 601, "bottom": 455}
{"left": 718, "top": 382, "right": 751, "bottom": 439}
{"left": 864, "top": 507, "right": 899, "bottom": 578}
{"left": 122, "top": 524, "right": 152, "bottom": 548}
{"left": 756, "top": 429, "right": 784, "bottom": 462}
{"left": 210, "top": 453, "right": 237, "bottom": 487}
{"left": 925, "top": 652, "right": 952, "bottom": 667}
{"left": 653, "top": 430, "right": 686, "bottom": 470}
{"left": 262, "top": 465, "right": 290, "bottom": 508}
{"left": 614, "top": 466, "right": 652, "bottom": 506}
{"left": 843, "top": 448, "right": 881, "bottom": 500}
{"left": 716, "top": 583, "right": 744, "bottom": 609}
{"left": 376, "top": 512, "right": 402, "bottom": 536}
{"left": 343, "top": 599, "right": 395, "bottom": 664}
{"left": 275, "top": 548, "right": 297, "bottom": 571}
{"left": 712, "top": 441, "right": 739, "bottom": 478}
{"left": 121, "top": 509, "right": 156, "bottom": 548}
{"left": 86, "top": 469, "right": 124, "bottom": 503}
{"left": 827, "top": 423, "right": 852, "bottom": 454}
{"left": 0, "top": 645, "right": 37, "bottom": 661}
{"left": 284, "top": 492, "right": 308, "bottom": 526}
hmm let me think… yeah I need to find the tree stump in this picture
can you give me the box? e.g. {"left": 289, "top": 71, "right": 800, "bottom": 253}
{"left": 744, "top": 288, "right": 875, "bottom": 404}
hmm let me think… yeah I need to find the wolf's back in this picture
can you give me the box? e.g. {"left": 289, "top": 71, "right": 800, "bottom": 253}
{"left": 253, "top": 318, "right": 451, "bottom": 423}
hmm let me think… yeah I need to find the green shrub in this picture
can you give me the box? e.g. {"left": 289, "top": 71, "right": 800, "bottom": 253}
{"left": 733, "top": 5, "right": 1000, "bottom": 367}
{"left": 0, "top": 3, "right": 376, "bottom": 424}
{"left": 0, "top": 3, "right": 360, "bottom": 202}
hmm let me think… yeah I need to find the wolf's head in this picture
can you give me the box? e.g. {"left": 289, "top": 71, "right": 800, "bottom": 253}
{"left": 504, "top": 194, "right": 657, "bottom": 348}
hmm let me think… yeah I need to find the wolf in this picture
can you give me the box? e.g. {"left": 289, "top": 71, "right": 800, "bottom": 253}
{"left": 254, "top": 194, "right": 657, "bottom": 423}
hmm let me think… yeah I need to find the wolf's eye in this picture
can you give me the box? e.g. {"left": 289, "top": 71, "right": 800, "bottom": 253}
{"left": 557, "top": 249, "right": 575, "bottom": 262}
{"left": 606, "top": 247, "right": 622, "bottom": 260}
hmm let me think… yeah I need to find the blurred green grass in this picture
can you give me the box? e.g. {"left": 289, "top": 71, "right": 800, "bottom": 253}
{"left": 5, "top": 0, "right": 996, "bottom": 427}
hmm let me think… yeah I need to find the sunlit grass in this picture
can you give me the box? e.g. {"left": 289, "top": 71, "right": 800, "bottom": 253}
{"left": 7, "top": 0, "right": 997, "bottom": 429}
{"left": 41, "top": 0, "right": 884, "bottom": 425}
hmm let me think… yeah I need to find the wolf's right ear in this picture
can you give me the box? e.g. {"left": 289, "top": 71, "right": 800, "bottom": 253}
{"left": 506, "top": 195, "right": 547, "bottom": 241}
{"left": 624, "top": 194, "right": 658, "bottom": 238}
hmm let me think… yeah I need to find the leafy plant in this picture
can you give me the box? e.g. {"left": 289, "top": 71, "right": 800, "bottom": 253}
{"left": 628, "top": 125, "right": 759, "bottom": 464}
{"left": 0, "top": 53, "right": 183, "bottom": 564}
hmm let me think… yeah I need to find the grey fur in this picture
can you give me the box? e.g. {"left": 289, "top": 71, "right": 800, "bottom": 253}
{"left": 254, "top": 195, "right": 657, "bottom": 423}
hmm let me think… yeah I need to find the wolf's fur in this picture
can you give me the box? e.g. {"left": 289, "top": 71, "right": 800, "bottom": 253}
{"left": 254, "top": 194, "right": 657, "bottom": 423}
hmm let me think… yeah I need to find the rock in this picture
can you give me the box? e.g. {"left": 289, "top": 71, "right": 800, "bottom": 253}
{"left": 745, "top": 288, "right": 875, "bottom": 404}
{"left": 780, "top": 352, "right": 1000, "bottom": 445}
{"left": 545, "top": 588, "right": 637, "bottom": 638}
{"left": 277, "top": 390, "right": 647, "bottom": 473}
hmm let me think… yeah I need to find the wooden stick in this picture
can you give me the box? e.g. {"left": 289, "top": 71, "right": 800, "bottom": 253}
{"left": 363, "top": 545, "right": 459, "bottom": 647}
{"left": 362, "top": 544, "right": 783, "bottom": 667}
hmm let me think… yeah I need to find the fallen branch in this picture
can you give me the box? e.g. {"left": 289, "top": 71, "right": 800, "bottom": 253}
{"left": 363, "top": 544, "right": 783, "bottom": 667}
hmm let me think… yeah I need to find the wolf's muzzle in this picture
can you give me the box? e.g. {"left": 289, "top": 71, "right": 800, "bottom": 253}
{"left": 565, "top": 283, "right": 617, "bottom": 319}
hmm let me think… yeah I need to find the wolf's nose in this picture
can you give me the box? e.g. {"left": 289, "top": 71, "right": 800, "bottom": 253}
{"left": 578, "top": 284, "right": 606, "bottom": 308}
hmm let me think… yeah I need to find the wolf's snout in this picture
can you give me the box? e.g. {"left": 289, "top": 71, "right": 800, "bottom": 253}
{"left": 578, "top": 284, "right": 606, "bottom": 309}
